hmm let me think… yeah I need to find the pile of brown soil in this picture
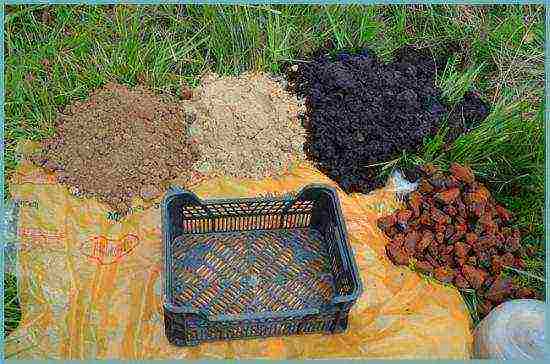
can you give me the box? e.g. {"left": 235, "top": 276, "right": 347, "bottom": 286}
{"left": 184, "top": 72, "right": 307, "bottom": 179}
{"left": 32, "top": 82, "right": 199, "bottom": 213}
{"left": 377, "top": 163, "right": 538, "bottom": 318}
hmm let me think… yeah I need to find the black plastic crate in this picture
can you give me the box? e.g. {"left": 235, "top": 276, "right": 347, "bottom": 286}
{"left": 162, "top": 184, "right": 362, "bottom": 346}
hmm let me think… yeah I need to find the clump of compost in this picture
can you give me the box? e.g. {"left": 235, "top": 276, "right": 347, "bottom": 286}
{"left": 377, "top": 163, "right": 539, "bottom": 319}
{"left": 185, "top": 72, "right": 307, "bottom": 180}
{"left": 32, "top": 82, "right": 199, "bottom": 213}
{"left": 290, "top": 47, "right": 489, "bottom": 193}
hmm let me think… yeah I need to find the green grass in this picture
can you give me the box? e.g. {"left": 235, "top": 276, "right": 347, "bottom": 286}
{"left": 4, "top": 273, "right": 22, "bottom": 338}
{"left": 4, "top": 4, "right": 545, "bottom": 333}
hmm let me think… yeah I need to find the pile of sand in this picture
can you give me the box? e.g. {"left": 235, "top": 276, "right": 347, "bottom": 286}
{"left": 185, "top": 72, "right": 307, "bottom": 179}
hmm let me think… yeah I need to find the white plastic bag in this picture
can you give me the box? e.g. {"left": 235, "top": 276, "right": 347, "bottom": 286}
{"left": 473, "top": 299, "right": 547, "bottom": 359}
{"left": 390, "top": 169, "right": 419, "bottom": 197}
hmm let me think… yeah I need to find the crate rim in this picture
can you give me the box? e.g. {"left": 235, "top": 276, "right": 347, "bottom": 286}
{"left": 162, "top": 183, "right": 363, "bottom": 323}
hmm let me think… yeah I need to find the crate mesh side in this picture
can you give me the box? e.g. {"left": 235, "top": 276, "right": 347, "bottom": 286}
{"left": 324, "top": 209, "right": 355, "bottom": 297}
{"left": 185, "top": 314, "right": 338, "bottom": 344}
{"left": 180, "top": 200, "right": 314, "bottom": 234}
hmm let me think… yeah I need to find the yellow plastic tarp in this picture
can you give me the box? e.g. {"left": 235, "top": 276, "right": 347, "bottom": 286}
{"left": 5, "top": 157, "right": 472, "bottom": 359}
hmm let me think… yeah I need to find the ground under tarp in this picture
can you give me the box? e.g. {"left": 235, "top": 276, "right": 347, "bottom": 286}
{"left": 6, "top": 155, "right": 472, "bottom": 359}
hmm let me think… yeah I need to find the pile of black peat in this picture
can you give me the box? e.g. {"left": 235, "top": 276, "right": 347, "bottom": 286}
{"left": 377, "top": 163, "right": 539, "bottom": 318}
{"left": 289, "top": 47, "right": 489, "bottom": 193}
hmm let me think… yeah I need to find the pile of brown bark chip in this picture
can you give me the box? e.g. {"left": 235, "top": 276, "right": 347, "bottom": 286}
{"left": 377, "top": 163, "right": 538, "bottom": 318}
{"left": 32, "top": 82, "right": 199, "bottom": 213}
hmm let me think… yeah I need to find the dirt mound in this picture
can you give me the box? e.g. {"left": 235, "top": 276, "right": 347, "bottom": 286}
{"left": 377, "top": 163, "right": 539, "bottom": 318}
{"left": 32, "top": 82, "right": 199, "bottom": 213}
{"left": 185, "top": 72, "right": 307, "bottom": 179}
{"left": 289, "top": 47, "right": 489, "bottom": 193}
